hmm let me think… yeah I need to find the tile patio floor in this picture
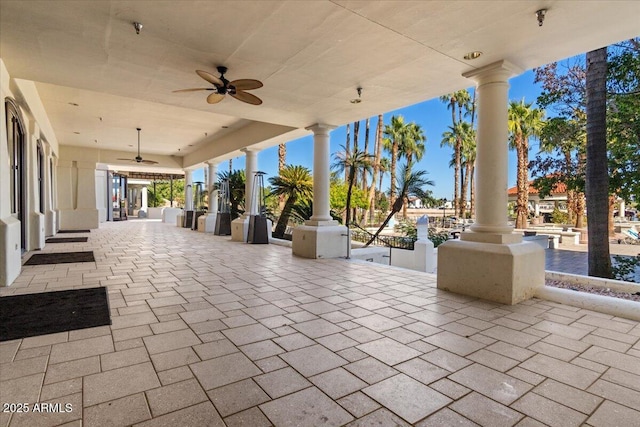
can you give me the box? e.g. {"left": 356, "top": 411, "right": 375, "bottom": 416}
{"left": 1, "top": 220, "right": 639, "bottom": 427}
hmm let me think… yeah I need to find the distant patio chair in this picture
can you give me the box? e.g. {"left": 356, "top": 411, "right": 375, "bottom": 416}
{"left": 621, "top": 228, "right": 639, "bottom": 244}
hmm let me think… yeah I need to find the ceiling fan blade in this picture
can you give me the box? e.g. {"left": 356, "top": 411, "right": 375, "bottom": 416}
{"left": 140, "top": 159, "right": 159, "bottom": 164}
{"left": 230, "top": 90, "right": 262, "bottom": 105}
{"left": 230, "top": 79, "right": 263, "bottom": 90}
{"left": 196, "top": 70, "right": 223, "bottom": 87}
{"left": 207, "top": 93, "right": 225, "bottom": 104}
{"left": 173, "top": 88, "right": 214, "bottom": 93}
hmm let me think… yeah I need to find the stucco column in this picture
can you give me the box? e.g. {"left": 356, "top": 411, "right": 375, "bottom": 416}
{"left": 619, "top": 199, "right": 625, "bottom": 219}
{"left": 141, "top": 186, "right": 148, "bottom": 214}
{"left": 437, "top": 60, "right": 544, "bottom": 305}
{"left": 292, "top": 124, "right": 347, "bottom": 259}
{"left": 185, "top": 170, "right": 193, "bottom": 210}
{"left": 207, "top": 162, "right": 218, "bottom": 214}
{"left": 243, "top": 148, "right": 258, "bottom": 216}
{"left": 462, "top": 60, "right": 522, "bottom": 243}
{"left": 306, "top": 123, "right": 336, "bottom": 224}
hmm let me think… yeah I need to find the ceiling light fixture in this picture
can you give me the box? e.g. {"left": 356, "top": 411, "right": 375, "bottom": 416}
{"left": 68, "top": 102, "right": 79, "bottom": 107}
{"left": 350, "top": 87, "right": 363, "bottom": 104}
{"left": 464, "top": 51, "right": 482, "bottom": 60}
{"left": 73, "top": 131, "right": 80, "bottom": 134}
{"left": 133, "top": 21, "right": 143, "bottom": 35}
{"left": 536, "top": 9, "right": 547, "bottom": 27}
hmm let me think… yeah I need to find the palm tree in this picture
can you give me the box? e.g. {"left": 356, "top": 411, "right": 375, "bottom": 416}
{"left": 332, "top": 147, "right": 373, "bottom": 226}
{"left": 508, "top": 99, "right": 545, "bottom": 229}
{"left": 398, "top": 123, "right": 426, "bottom": 217}
{"left": 585, "top": 47, "right": 611, "bottom": 278}
{"left": 439, "top": 90, "right": 471, "bottom": 217}
{"left": 268, "top": 165, "right": 313, "bottom": 238}
{"left": 383, "top": 115, "right": 408, "bottom": 206}
{"left": 365, "top": 162, "right": 434, "bottom": 246}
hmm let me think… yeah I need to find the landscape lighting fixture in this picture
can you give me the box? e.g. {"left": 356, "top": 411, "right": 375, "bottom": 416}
{"left": 350, "top": 87, "right": 363, "bottom": 104}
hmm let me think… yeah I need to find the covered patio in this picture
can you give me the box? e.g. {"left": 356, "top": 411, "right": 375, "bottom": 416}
{"left": 1, "top": 220, "right": 639, "bottom": 426}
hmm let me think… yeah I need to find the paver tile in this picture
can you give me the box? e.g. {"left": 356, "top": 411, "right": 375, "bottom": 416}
{"left": 363, "top": 373, "right": 451, "bottom": 424}
{"left": 84, "top": 362, "right": 161, "bottom": 406}
{"left": 254, "top": 366, "right": 312, "bottom": 399}
{"left": 84, "top": 393, "right": 151, "bottom": 427}
{"left": 450, "top": 392, "right": 523, "bottom": 427}
{"left": 260, "top": 387, "right": 354, "bottom": 427}
{"left": 511, "top": 391, "right": 587, "bottom": 427}
{"left": 356, "top": 337, "right": 421, "bottom": 365}
{"left": 280, "top": 344, "right": 347, "bottom": 377}
{"left": 190, "top": 352, "right": 261, "bottom": 390}
{"left": 449, "top": 363, "right": 532, "bottom": 405}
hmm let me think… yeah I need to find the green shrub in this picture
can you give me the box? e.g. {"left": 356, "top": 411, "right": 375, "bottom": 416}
{"left": 612, "top": 254, "right": 640, "bottom": 282}
{"left": 551, "top": 208, "right": 569, "bottom": 224}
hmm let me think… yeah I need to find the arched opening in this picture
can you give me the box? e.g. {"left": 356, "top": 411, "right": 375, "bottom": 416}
{"left": 5, "top": 98, "right": 26, "bottom": 251}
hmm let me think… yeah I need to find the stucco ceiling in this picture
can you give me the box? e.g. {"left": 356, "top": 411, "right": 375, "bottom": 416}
{"left": 1, "top": 0, "right": 638, "bottom": 170}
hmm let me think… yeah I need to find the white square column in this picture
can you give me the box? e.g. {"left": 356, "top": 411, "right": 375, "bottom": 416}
{"left": 437, "top": 61, "right": 545, "bottom": 305}
{"left": 292, "top": 124, "right": 348, "bottom": 259}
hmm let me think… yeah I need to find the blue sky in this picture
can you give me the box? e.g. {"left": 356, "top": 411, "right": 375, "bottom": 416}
{"left": 195, "top": 70, "right": 543, "bottom": 199}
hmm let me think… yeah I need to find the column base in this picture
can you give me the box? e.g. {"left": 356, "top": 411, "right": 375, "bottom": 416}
{"left": 231, "top": 216, "right": 249, "bottom": 242}
{"left": 199, "top": 213, "right": 217, "bottom": 233}
{"left": 58, "top": 209, "right": 99, "bottom": 230}
{"left": 292, "top": 224, "right": 348, "bottom": 259}
{"left": 437, "top": 239, "right": 545, "bottom": 305}
{"left": 45, "top": 209, "right": 57, "bottom": 237}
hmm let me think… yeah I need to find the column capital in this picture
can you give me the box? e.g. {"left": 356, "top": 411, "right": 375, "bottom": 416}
{"left": 463, "top": 60, "right": 522, "bottom": 85}
{"left": 306, "top": 123, "right": 337, "bottom": 135}
{"left": 241, "top": 147, "right": 259, "bottom": 154}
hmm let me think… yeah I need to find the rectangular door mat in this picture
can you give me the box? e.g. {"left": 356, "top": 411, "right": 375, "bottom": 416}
{"left": 24, "top": 251, "right": 95, "bottom": 265}
{"left": 46, "top": 237, "right": 89, "bottom": 243}
{"left": 0, "top": 287, "right": 111, "bottom": 342}
{"left": 58, "top": 230, "right": 91, "bottom": 233}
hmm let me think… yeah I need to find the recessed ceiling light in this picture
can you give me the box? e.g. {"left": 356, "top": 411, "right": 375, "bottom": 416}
{"left": 464, "top": 51, "right": 483, "bottom": 60}
{"left": 221, "top": 126, "right": 229, "bottom": 129}
{"left": 188, "top": 144, "right": 194, "bottom": 147}
{"left": 68, "top": 102, "right": 79, "bottom": 107}
{"left": 73, "top": 131, "right": 80, "bottom": 134}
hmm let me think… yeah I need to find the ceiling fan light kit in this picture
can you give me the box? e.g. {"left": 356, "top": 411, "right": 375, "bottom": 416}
{"left": 174, "top": 66, "right": 263, "bottom": 105}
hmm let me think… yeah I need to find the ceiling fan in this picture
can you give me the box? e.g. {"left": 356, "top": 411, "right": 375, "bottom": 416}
{"left": 173, "top": 66, "right": 263, "bottom": 105}
{"left": 117, "top": 128, "right": 158, "bottom": 165}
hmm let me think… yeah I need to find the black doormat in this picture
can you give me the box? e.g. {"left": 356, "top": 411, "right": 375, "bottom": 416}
{"left": 24, "top": 251, "right": 95, "bottom": 265}
{"left": 0, "top": 287, "right": 111, "bottom": 342}
{"left": 58, "top": 230, "right": 91, "bottom": 233}
{"left": 46, "top": 237, "right": 89, "bottom": 243}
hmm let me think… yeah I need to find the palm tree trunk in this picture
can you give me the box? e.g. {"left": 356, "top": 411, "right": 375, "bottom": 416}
{"left": 515, "top": 136, "right": 529, "bottom": 229}
{"left": 390, "top": 141, "right": 398, "bottom": 206}
{"left": 364, "top": 198, "right": 403, "bottom": 246}
{"left": 585, "top": 47, "right": 611, "bottom": 278}
{"left": 575, "top": 193, "right": 585, "bottom": 228}
{"left": 608, "top": 195, "right": 616, "bottom": 237}
{"left": 278, "top": 143, "right": 286, "bottom": 210}
{"left": 470, "top": 164, "right": 475, "bottom": 218}
{"left": 366, "top": 116, "right": 381, "bottom": 226}
{"left": 461, "top": 161, "right": 472, "bottom": 219}
{"left": 274, "top": 196, "right": 296, "bottom": 238}
{"left": 362, "top": 118, "right": 370, "bottom": 192}
{"left": 454, "top": 141, "right": 460, "bottom": 217}
{"left": 344, "top": 124, "right": 350, "bottom": 182}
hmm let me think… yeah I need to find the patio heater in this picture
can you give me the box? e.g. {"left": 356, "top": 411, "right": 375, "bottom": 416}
{"left": 191, "top": 181, "right": 205, "bottom": 230}
{"left": 247, "top": 171, "right": 269, "bottom": 244}
{"left": 214, "top": 179, "right": 231, "bottom": 235}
